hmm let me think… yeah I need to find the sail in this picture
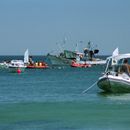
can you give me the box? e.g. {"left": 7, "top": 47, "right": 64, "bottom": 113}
{"left": 24, "top": 49, "right": 29, "bottom": 63}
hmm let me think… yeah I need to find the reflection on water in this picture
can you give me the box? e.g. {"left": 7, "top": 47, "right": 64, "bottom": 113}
{"left": 98, "top": 91, "right": 130, "bottom": 101}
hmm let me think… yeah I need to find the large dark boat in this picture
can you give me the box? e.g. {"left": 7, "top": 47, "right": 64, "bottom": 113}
{"left": 46, "top": 41, "right": 106, "bottom": 66}
{"left": 46, "top": 50, "right": 77, "bottom": 66}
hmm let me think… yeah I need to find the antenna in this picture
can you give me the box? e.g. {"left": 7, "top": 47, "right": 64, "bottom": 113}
{"left": 87, "top": 41, "right": 91, "bottom": 50}
{"left": 56, "top": 42, "right": 63, "bottom": 53}
{"left": 75, "top": 43, "right": 78, "bottom": 52}
{"left": 63, "top": 37, "right": 67, "bottom": 45}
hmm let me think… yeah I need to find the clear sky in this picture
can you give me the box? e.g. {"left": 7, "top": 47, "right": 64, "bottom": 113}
{"left": 0, "top": 0, "right": 130, "bottom": 55}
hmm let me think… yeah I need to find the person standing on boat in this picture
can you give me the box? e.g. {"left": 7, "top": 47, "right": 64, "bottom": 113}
{"left": 29, "top": 56, "right": 34, "bottom": 65}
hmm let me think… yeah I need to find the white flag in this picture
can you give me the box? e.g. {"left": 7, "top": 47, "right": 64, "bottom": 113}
{"left": 112, "top": 48, "right": 119, "bottom": 57}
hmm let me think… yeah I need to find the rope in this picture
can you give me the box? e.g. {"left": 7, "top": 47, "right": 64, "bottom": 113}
{"left": 82, "top": 81, "right": 97, "bottom": 94}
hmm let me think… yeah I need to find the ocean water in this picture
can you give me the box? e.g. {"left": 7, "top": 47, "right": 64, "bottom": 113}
{"left": 0, "top": 56, "right": 130, "bottom": 130}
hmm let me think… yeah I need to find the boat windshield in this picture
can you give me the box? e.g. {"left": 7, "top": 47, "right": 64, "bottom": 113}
{"left": 118, "top": 58, "right": 130, "bottom": 65}
{"left": 110, "top": 64, "right": 130, "bottom": 76}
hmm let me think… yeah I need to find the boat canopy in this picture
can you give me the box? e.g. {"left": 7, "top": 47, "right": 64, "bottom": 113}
{"left": 11, "top": 60, "right": 24, "bottom": 64}
{"left": 107, "top": 53, "right": 130, "bottom": 61}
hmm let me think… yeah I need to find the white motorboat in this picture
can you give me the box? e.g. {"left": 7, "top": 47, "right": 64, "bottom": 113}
{"left": 97, "top": 48, "right": 130, "bottom": 93}
{"left": 8, "top": 60, "right": 26, "bottom": 73}
{"left": 7, "top": 49, "right": 28, "bottom": 72}
{"left": 0, "top": 62, "right": 8, "bottom": 69}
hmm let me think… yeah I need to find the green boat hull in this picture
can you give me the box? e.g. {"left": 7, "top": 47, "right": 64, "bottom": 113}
{"left": 46, "top": 54, "right": 72, "bottom": 66}
{"left": 8, "top": 67, "right": 25, "bottom": 73}
{"left": 97, "top": 76, "right": 130, "bottom": 93}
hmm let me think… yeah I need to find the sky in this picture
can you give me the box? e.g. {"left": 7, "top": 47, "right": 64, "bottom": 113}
{"left": 0, "top": 0, "right": 130, "bottom": 55}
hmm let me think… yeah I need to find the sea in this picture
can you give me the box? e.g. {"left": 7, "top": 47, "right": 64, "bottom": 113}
{"left": 0, "top": 56, "right": 130, "bottom": 130}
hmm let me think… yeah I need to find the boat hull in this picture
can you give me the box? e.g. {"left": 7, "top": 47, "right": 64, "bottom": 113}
{"left": 8, "top": 67, "right": 25, "bottom": 73}
{"left": 97, "top": 75, "right": 130, "bottom": 93}
{"left": 27, "top": 65, "right": 48, "bottom": 69}
{"left": 85, "top": 60, "right": 106, "bottom": 65}
{"left": 46, "top": 54, "right": 72, "bottom": 66}
{"left": 71, "top": 61, "right": 91, "bottom": 68}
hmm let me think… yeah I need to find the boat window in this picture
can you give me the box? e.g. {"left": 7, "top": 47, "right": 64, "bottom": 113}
{"left": 112, "top": 65, "right": 120, "bottom": 73}
{"left": 118, "top": 59, "right": 123, "bottom": 65}
{"left": 124, "top": 58, "right": 130, "bottom": 64}
{"left": 120, "top": 65, "right": 129, "bottom": 74}
{"left": 107, "top": 59, "right": 112, "bottom": 71}
{"left": 119, "top": 58, "right": 130, "bottom": 65}
{"left": 113, "top": 64, "right": 130, "bottom": 75}
{"left": 105, "top": 58, "right": 112, "bottom": 72}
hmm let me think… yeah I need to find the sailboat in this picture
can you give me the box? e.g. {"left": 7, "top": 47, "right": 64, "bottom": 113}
{"left": 97, "top": 48, "right": 130, "bottom": 93}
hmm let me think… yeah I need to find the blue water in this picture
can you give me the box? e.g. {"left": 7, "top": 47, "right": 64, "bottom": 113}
{"left": 0, "top": 56, "right": 130, "bottom": 130}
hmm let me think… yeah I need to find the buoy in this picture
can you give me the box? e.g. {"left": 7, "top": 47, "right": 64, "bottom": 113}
{"left": 17, "top": 68, "right": 21, "bottom": 74}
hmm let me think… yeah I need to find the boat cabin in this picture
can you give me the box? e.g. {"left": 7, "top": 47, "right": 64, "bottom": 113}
{"left": 105, "top": 54, "right": 130, "bottom": 76}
